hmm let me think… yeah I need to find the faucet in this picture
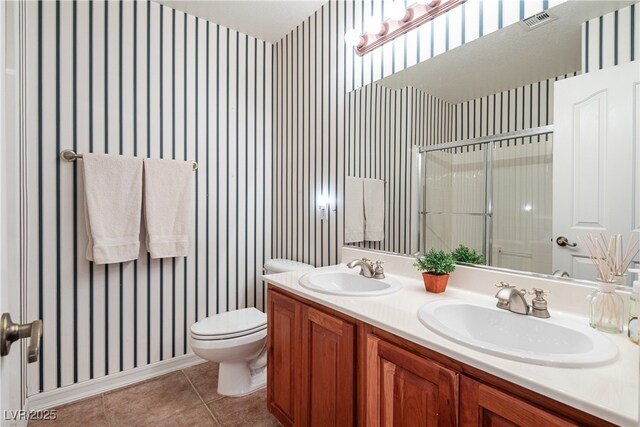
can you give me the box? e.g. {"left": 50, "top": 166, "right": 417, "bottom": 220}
{"left": 347, "top": 258, "right": 377, "bottom": 278}
{"left": 494, "top": 282, "right": 551, "bottom": 318}
{"left": 494, "top": 282, "right": 530, "bottom": 315}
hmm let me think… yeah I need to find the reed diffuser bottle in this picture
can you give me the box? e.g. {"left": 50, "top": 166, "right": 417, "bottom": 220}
{"left": 580, "top": 233, "right": 639, "bottom": 333}
{"left": 590, "top": 281, "right": 624, "bottom": 334}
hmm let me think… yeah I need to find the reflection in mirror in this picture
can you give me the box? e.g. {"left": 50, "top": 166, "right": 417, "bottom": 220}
{"left": 344, "top": 0, "right": 639, "bottom": 283}
{"left": 419, "top": 130, "right": 553, "bottom": 275}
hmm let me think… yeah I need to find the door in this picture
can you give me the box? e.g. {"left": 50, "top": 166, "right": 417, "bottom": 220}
{"left": 267, "top": 289, "right": 302, "bottom": 426}
{"left": 1, "top": 1, "right": 26, "bottom": 424}
{"left": 460, "top": 376, "right": 577, "bottom": 427}
{"left": 553, "top": 61, "right": 640, "bottom": 279}
{"left": 300, "top": 306, "right": 355, "bottom": 427}
{"left": 364, "top": 335, "right": 458, "bottom": 427}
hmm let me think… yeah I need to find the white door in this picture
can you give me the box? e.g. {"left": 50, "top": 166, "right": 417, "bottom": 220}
{"left": 553, "top": 61, "right": 640, "bottom": 280}
{"left": 1, "top": 1, "right": 27, "bottom": 424}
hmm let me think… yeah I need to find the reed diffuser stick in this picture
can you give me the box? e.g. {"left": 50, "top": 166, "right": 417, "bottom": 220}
{"left": 580, "top": 233, "right": 640, "bottom": 282}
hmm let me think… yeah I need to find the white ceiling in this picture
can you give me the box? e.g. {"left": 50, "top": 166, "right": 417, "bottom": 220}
{"left": 377, "top": 0, "right": 636, "bottom": 103}
{"left": 154, "top": 0, "right": 327, "bottom": 43}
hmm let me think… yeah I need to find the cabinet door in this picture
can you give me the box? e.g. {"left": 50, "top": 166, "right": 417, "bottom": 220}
{"left": 300, "top": 306, "right": 356, "bottom": 427}
{"left": 364, "top": 335, "right": 459, "bottom": 427}
{"left": 267, "top": 290, "right": 302, "bottom": 426}
{"left": 460, "top": 376, "right": 578, "bottom": 427}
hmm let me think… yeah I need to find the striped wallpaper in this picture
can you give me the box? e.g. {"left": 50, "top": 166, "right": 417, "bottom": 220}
{"left": 582, "top": 3, "right": 639, "bottom": 73}
{"left": 451, "top": 73, "right": 576, "bottom": 140}
{"left": 272, "top": 0, "right": 561, "bottom": 269}
{"left": 24, "top": 0, "right": 273, "bottom": 395}
{"left": 346, "top": 84, "right": 451, "bottom": 255}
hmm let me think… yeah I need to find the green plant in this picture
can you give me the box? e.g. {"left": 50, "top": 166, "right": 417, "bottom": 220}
{"left": 414, "top": 249, "right": 456, "bottom": 275}
{"left": 451, "top": 244, "right": 486, "bottom": 265}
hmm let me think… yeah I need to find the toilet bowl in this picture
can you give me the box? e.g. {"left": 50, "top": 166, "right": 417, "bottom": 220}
{"left": 190, "top": 307, "right": 267, "bottom": 397}
{"left": 190, "top": 259, "right": 313, "bottom": 397}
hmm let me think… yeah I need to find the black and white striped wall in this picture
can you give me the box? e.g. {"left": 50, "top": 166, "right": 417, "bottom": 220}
{"left": 24, "top": 0, "right": 273, "bottom": 396}
{"left": 272, "top": 0, "right": 561, "bottom": 269}
{"left": 582, "top": 3, "right": 638, "bottom": 73}
{"left": 346, "top": 84, "right": 451, "bottom": 255}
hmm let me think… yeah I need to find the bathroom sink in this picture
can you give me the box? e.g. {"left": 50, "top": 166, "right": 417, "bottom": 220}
{"left": 298, "top": 270, "right": 401, "bottom": 296}
{"left": 417, "top": 300, "right": 618, "bottom": 367}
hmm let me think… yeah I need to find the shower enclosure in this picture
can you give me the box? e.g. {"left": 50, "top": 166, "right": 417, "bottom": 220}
{"left": 417, "top": 126, "right": 554, "bottom": 274}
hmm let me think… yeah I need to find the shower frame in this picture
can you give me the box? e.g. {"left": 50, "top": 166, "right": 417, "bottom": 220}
{"left": 417, "top": 125, "right": 554, "bottom": 265}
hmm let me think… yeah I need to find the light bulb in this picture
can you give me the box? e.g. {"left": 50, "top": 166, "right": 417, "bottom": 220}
{"left": 387, "top": 0, "right": 408, "bottom": 21}
{"left": 365, "top": 18, "right": 383, "bottom": 35}
{"left": 416, "top": 0, "right": 441, "bottom": 6}
{"left": 344, "top": 29, "right": 363, "bottom": 47}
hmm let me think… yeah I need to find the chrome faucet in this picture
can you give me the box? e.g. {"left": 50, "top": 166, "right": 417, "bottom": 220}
{"left": 494, "top": 282, "right": 530, "bottom": 315}
{"left": 347, "top": 258, "right": 386, "bottom": 279}
{"left": 494, "top": 282, "right": 551, "bottom": 318}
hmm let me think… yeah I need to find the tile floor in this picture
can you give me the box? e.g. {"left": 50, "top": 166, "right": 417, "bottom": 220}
{"left": 29, "top": 362, "right": 280, "bottom": 427}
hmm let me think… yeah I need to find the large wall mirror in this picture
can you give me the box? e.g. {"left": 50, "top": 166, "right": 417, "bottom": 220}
{"left": 344, "top": 0, "right": 640, "bottom": 284}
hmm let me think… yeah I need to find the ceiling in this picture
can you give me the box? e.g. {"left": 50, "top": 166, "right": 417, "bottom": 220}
{"left": 154, "top": 0, "right": 327, "bottom": 43}
{"left": 377, "top": 0, "right": 636, "bottom": 103}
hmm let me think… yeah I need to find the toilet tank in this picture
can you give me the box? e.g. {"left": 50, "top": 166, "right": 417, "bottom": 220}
{"left": 263, "top": 259, "right": 314, "bottom": 275}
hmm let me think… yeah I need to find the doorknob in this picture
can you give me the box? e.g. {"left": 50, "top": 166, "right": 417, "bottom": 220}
{"left": 556, "top": 236, "right": 577, "bottom": 247}
{"left": 0, "top": 313, "right": 42, "bottom": 363}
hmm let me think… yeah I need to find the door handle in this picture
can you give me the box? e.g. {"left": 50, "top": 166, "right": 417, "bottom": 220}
{"left": 0, "top": 313, "right": 42, "bottom": 363}
{"left": 556, "top": 236, "right": 577, "bottom": 248}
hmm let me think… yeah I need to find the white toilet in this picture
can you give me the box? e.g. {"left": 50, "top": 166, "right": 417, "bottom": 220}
{"left": 190, "top": 259, "right": 313, "bottom": 397}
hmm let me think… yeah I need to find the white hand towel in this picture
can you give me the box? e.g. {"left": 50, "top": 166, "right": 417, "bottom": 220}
{"left": 344, "top": 177, "right": 365, "bottom": 243}
{"left": 364, "top": 178, "right": 385, "bottom": 241}
{"left": 83, "top": 153, "right": 143, "bottom": 264}
{"left": 143, "top": 158, "right": 193, "bottom": 258}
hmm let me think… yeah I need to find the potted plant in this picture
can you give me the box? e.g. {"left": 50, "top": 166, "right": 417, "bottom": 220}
{"left": 414, "top": 249, "right": 456, "bottom": 293}
{"left": 451, "top": 244, "right": 486, "bottom": 265}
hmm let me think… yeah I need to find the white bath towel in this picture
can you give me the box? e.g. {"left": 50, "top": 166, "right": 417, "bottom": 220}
{"left": 344, "top": 177, "right": 365, "bottom": 243}
{"left": 364, "top": 178, "right": 385, "bottom": 241}
{"left": 143, "top": 158, "right": 193, "bottom": 258}
{"left": 83, "top": 153, "right": 143, "bottom": 264}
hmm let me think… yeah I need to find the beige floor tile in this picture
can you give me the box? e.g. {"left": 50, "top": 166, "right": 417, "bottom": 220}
{"left": 183, "top": 362, "right": 224, "bottom": 403}
{"left": 152, "top": 403, "right": 220, "bottom": 427}
{"left": 28, "top": 396, "right": 108, "bottom": 427}
{"left": 103, "top": 371, "right": 202, "bottom": 427}
{"left": 207, "top": 389, "right": 280, "bottom": 427}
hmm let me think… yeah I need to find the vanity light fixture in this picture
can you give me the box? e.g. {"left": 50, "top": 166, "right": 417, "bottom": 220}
{"left": 345, "top": 0, "right": 467, "bottom": 56}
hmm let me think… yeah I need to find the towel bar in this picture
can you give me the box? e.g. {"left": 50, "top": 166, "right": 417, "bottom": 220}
{"left": 60, "top": 149, "right": 198, "bottom": 171}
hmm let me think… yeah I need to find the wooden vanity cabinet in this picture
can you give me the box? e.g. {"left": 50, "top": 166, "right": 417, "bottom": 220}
{"left": 460, "top": 377, "right": 578, "bottom": 427}
{"left": 267, "top": 287, "right": 614, "bottom": 427}
{"left": 267, "top": 290, "right": 301, "bottom": 425}
{"left": 300, "top": 306, "right": 355, "bottom": 426}
{"left": 363, "top": 334, "right": 459, "bottom": 427}
{"left": 267, "top": 288, "right": 356, "bottom": 427}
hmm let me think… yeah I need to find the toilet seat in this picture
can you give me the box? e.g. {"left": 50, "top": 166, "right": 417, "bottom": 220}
{"left": 191, "top": 307, "right": 267, "bottom": 341}
{"left": 191, "top": 324, "right": 266, "bottom": 341}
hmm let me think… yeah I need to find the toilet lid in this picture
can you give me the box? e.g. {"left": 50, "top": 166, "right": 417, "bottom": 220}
{"left": 264, "top": 258, "right": 314, "bottom": 273}
{"left": 191, "top": 308, "right": 267, "bottom": 339}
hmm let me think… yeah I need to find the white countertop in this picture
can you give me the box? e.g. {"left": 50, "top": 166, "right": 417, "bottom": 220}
{"left": 263, "top": 264, "right": 639, "bottom": 426}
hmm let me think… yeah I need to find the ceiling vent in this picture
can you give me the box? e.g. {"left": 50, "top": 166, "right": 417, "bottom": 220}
{"left": 519, "top": 11, "right": 557, "bottom": 31}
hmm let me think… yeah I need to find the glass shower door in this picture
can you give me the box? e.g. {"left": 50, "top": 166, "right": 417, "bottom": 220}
{"left": 419, "top": 144, "right": 489, "bottom": 257}
{"left": 491, "top": 134, "right": 553, "bottom": 274}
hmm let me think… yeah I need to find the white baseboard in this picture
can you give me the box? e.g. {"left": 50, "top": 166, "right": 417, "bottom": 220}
{"left": 26, "top": 354, "right": 204, "bottom": 411}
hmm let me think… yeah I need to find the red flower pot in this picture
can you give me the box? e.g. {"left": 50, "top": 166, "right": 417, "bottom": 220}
{"left": 422, "top": 273, "right": 450, "bottom": 293}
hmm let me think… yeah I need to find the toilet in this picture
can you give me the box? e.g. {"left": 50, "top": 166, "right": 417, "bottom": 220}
{"left": 190, "top": 259, "right": 313, "bottom": 397}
